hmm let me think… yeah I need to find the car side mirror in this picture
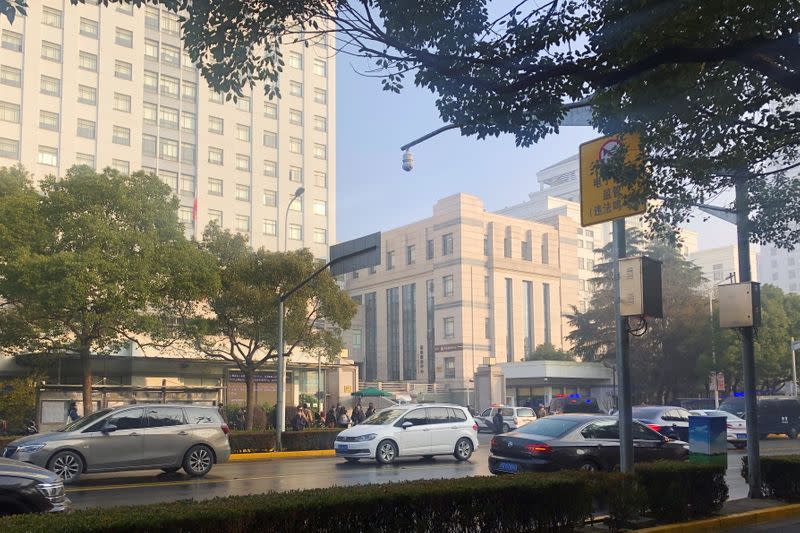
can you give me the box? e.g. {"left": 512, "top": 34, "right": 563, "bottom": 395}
{"left": 101, "top": 423, "right": 117, "bottom": 433}
{"left": 401, "top": 421, "right": 413, "bottom": 429}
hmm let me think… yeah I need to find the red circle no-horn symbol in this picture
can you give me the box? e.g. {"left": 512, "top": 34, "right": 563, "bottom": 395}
{"left": 599, "top": 139, "right": 620, "bottom": 161}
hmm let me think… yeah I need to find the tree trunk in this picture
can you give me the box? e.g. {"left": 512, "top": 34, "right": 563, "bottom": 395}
{"left": 245, "top": 372, "right": 255, "bottom": 431}
{"left": 80, "top": 346, "right": 94, "bottom": 415}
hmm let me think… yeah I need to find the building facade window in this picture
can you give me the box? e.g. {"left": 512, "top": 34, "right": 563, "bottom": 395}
{"left": 0, "top": 65, "right": 21, "bottom": 87}
{"left": 442, "top": 233, "right": 454, "bottom": 256}
{"left": 142, "top": 134, "right": 157, "bottom": 156}
{"left": 159, "top": 106, "right": 179, "bottom": 128}
{"left": 41, "top": 41, "right": 62, "bottom": 62}
{"left": 208, "top": 209, "right": 223, "bottom": 226}
{"left": 443, "top": 275, "right": 454, "bottom": 297}
{"left": 42, "top": 6, "right": 63, "bottom": 28}
{"left": 208, "top": 116, "right": 224, "bottom": 134}
{"left": 80, "top": 18, "right": 98, "bottom": 38}
{"left": 386, "top": 287, "right": 401, "bottom": 380}
{"left": 444, "top": 358, "right": 456, "bottom": 379}
{"left": 235, "top": 215, "right": 250, "bottom": 233}
{"left": 145, "top": 6, "right": 159, "bottom": 28}
{"left": 112, "top": 159, "right": 130, "bottom": 175}
{"left": 264, "top": 160, "right": 277, "bottom": 177}
{"left": 263, "top": 219, "right": 277, "bottom": 236}
{"left": 313, "top": 143, "right": 327, "bottom": 160}
{"left": 0, "top": 138, "right": 19, "bottom": 158}
{"left": 505, "top": 278, "right": 514, "bottom": 362}
{"left": 235, "top": 124, "right": 251, "bottom": 142}
{"left": 236, "top": 96, "right": 251, "bottom": 112}
{"left": 235, "top": 154, "right": 251, "bottom": 171}
{"left": 161, "top": 44, "right": 180, "bottom": 66}
{"left": 181, "top": 142, "right": 196, "bottom": 164}
{"left": 144, "top": 39, "right": 159, "bottom": 60}
{"left": 314, "top": 88, "right": 327, "bottom": 104}
{"left": 313, "top": 59, "right": 327, "bottom": 77}
{"left": 289, "top": 81, "right": 303, "bottom": 97}
{"left": 426, "top": 239, "right": 434, "bottom": 260}
{"left": 181, "top": 112, "right": 196, "bottom": 133}
{"left": 78, "top": 85, "right": 97, "bottom": 105}
{"left": 37, "top": 146, "right": 58, "bottom": 166}
{"left": 263, "top": 189, "right": 277, "bottom": 206}
{"left": 182, "top": 81, "right": 197, "bottom": 101}
{"left": 76, "top": 118, "right": 96, "bottom": 138}
{"left": 402, "top": 284, "right": 417, "bottom": 380}
{"left": 0, "top": 101, "right": 20, "bottom": 123}
{"left": 314, "top": 115, "right": 327, "bottom": 132}
{"left": 79, "top": 51, "right": 98, "bottom": 71}
{"left": 287, "top": 51, "right": 303, "bottom": 69}
{"left": 386, "top": 251, "right": 395, "bottom": 271}
{"left": 315, "top": 171, "right": 327, "bottom": 188}
{"left": 112, "top": 126, "right": 131, "bottom": 145}
{"left": 289, "top": 137, "right": 303, "bottom": 154}
{"left": 159, "top": 138, "right": 178, "bottom": 160}
{"left": 313, "top": 228, "right": 327, "bottom": 244}
{"left": 288, "top": 223, "right": 302, "bottom": 241}
{"left": 364, "top": 292, "right": 378, "bottom": 381}
{"left": 114, "top": 60, "right": 133, "bottom": 80}
{"left": 313, "top": 200, "right": 327, "bottom": 216}
{"left": 443, "top": 317, "right": 455, "bottom": 339}
{"left": 40, "top": 111, "right": 60, "bottom": 131}
{"left": 406, "top": 245, "right": 416, "bottom": 265}
{"left": 143, "top": 70, "right": 158, "bottom": 92}
{"left": 543, "top": 282, "right": 552, "bottom": 345}
{"left": 541, "top": 234, "right": 550, "bottom": 264}
{"left": 143, "top": 102, "right": 158, "bottom": 125}
{"left": 1, "top": 30, "right": 23, "bottom": 52}
{"left": 180, "top": 175, "right": 195, "bottom": 194}
{"left": 161, "top": 11, "right": 180, "bottom": 35}
{"left": 264, "top": 102, "right": 277, "bottom": 119}
{"left": 75, "top": 153, "right": 95, "bottom": 168}
{"left": 208, "top": 147, "right": 223, "bottom": 165}
{"left": 115, "top": 27, "right": 133, "bottom": 48}
{"left": 289, "top": 166, "right": 303, "bottom": 183}
{"left": 114, "top": 92, "right": 132, "bottom": 112}
{"left": 235, "top": 184, "right": 251, "bottom": 201}
{"left": 523, "top": 281, "right": 534, "bottom": 357}
{"left": 160, "top": 75, "right": 179, "bottom": 97}
{"left": 40, "top": 75, "right": 60, "bottom": 96}
{"left": 208, "top": 178, "right": 223, "bottom": 196}
{"left": 263, "top": 131, "right": 278, "bottom": 148}
{"left": 289, "top": 108, "right": 302, "bottom": 126}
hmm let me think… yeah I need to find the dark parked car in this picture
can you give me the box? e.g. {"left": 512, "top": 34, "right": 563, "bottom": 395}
{"left": 632, "top": 406, "right": 691, "bottom": 441}
{"left": 719, "top": 395, "right": 800, "bottom": 439}
{"left": 548, "top": 396, "right": 601, "bottom": 415}
{"left": 0, "top": 457, "right": 69, "bottom": 516}
{"left": 488, "top": 414, "right": 688, "bottom": 474}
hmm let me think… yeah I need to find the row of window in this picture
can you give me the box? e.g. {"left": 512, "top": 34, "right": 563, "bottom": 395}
{"left": 143, "top": 71, "right": 197, "bottom": 100}
{"left": 211, "top": 84, "right": 328, "bottom": 106}
{"left": 141, "top": 134, "right": 195, "bottom": 164}
{"left": 192, "top": 210, "right": 326, "bottom": 243}
{"left": 208, "top": 111, "right": 326, "bottom": 134}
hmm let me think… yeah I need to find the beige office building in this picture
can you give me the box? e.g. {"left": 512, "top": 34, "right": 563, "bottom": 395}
{"left": 342, "top": 194, "right": 579, "bottom": 398}
{"left": 0, "top": 2, "right": 334, "bottom": 257}
{"left": 689, "top": 245, "right": 759, "bottom": 289}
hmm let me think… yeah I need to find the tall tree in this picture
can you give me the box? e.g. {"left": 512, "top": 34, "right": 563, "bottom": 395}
{"left": 187, "top": 226, "right": 357, "bottom": 430}
{"left": 29, "top": 0, "right": 798, "bottom": 246}
{"left": 524, "top": 342, "right": 574, "bottom": 362}
{"left": 0, "top": 165, "right": 219, "bottom": 414}
{"left": 567, "top": 231, "right": 711, "bottom": 403}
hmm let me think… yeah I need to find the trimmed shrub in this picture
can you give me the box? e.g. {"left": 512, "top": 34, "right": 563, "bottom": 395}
{"left": 636, "top": 460, "right": 728, "bottom": 522}
{"left": 0, "top": 472, "right": 593, "bottom": 533}
{"left": 749, "top": 455, "right": 800, "bottom": 501}
{"left": 228, "top": 429, "right": 340, "bottom": 453}
{"left": 579, "top": 471, "right": 642, "bottom": 531}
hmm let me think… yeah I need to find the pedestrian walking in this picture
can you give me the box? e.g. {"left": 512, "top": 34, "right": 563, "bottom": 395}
{"left": 291, "top": 407, "right": 307, "bottom": 431}
{"left": 365, "top": 402, "right": 376, "bottom": 419}
{"left": 325, "top": 405, "right": 336, "bottom": 428}
{"left": 337, "top": 405, "right": 350, "bottom": 428}
{"left": 235, "top": 408, "right": 246, "bottom": 430}
{"left": 351, "top": 404, "right": 365, "bottom": 425}
{"left": 492, "top": 409, "right": 504, "bottom": 434}
{"left": 68, "top": 401, "right": 80, "bottom": 422}
{"left": 218, "top": 402, "right": 227, "bottom": 423}
{"left": 537, "top": 404, "right": 547, "bottom": 419}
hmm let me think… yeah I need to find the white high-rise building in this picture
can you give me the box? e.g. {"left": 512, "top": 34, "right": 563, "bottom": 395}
{"left": 759, "top": 244, "right": 798, "bottom": 293}
{"left": 0, "top": 2, "right": 335, "bottom": 257}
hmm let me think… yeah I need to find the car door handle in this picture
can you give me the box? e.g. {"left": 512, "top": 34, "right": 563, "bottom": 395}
{"left": 178, "top": 431, "right": 189, "bottom": 435}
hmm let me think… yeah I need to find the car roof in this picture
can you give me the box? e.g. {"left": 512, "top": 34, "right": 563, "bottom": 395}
{"left": 113, "top": 404, "right": 216, "bottom": 410}
{"left": 544, "top": 414, "right": 615, "bottom": 423}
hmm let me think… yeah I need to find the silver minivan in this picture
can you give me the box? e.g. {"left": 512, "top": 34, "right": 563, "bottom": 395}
{"left": 2, "top": 404, "right": 231, "bottom": 484}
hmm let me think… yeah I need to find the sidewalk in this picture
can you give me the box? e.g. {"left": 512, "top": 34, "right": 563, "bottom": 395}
{"left": 639, "top": 499, "right": 800, "bottom": 532}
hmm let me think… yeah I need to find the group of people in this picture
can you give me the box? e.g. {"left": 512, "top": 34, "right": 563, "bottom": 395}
{"left": 291, "top": 403, "right": 323, "bottom": 431}
{"left": 323, "top": 402, "right": 376, "bottom": 429}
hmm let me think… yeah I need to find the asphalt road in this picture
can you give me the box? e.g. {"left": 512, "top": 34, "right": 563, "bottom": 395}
{"left": 64, "top": 435, "right": 800, "bottom": 510}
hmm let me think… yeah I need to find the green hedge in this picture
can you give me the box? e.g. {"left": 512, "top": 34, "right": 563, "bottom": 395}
{"left": 0, "top": 473, "right": 593, "bottom": 533}
{"left": 229, "top": 429, "right": 340, "bottom": 453}
{"left": 636, "top": 460, "right": 727, "bottom": 522}
{"left": 742, "top": 455, "right": 800, "bottom": 501}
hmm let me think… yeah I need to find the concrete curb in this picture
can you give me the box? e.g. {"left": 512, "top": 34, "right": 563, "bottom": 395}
{"left": 229, "top": 450, "right": 336, "bottom": 461}
{"left": 638, "top": 503, "right": 800, "bottom": 532}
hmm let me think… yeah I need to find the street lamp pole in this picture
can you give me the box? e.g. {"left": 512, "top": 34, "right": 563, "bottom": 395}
{"left": 710, "top": 288, "right": 719, "bottom": 409}
{"left": 276, "top": 186, "right": 305, "bottom": 450}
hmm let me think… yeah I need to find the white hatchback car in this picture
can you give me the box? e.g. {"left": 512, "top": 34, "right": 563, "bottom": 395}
{"left": 334, "top": 404, "right": 478, "bottom": 464}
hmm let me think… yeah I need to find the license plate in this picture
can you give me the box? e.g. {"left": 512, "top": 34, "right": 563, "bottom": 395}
{"left": 736, "top": 434, "right": 746, "bottom": 439}
{"left": 497, "top": 461, "right": 518, "bottom": 473}
{"left": 336, "top": 444, "right": 348, "bottom": 451}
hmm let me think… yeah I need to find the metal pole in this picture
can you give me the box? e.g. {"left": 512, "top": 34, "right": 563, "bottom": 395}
{"left": 735, "top": 176, "right": 761, "bottom": 498}
{"left": 613, "top": 218, "right": 633, "bottom": 473}
{"left": 710, "top": 290, "right": 719, "bottom": 409}
{"left": 792, "top": 337, "right": 798, "bottom": 397}
{"left": 276, "top": 299, "right": 285, "bottom": 451}
{"left": 318, "top": 354, "right": 323, "bottom": 414}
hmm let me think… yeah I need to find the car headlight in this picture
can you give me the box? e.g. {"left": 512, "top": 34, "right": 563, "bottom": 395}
{"left": 36, "top": 481, "right": 64, "bottom": 499}
{"left": 355, "top": 433, "right": 377, "bottom": 442}
{"left": 17, "top": 444, "right": 46, "bottom": 454}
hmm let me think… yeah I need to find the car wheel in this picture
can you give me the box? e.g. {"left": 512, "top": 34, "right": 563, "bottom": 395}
{"left": 579, "top": 460, "right": 601, "bottom": 472}
{"left": 161, "top": 467, "right": 180, "bottom": 474}
{"left": 502, "top": 423, "right": 510, "bottom": 433}
{"left": 454, "top": 438, "right": 473, "bottom": 461}
{"left": 375, "top": 440, "right": 398, "bottom": 465}
{"left": 788, "top": 427, "right": 799, "bottom": 439}
{"left": 183, "top": 445, "right": 214, "bottom": 477}
{"left": 48, "top": 450, "right": 84, "bottom": 484}
{"left": 344, "top": 458, "right": 360, "bottom": 463}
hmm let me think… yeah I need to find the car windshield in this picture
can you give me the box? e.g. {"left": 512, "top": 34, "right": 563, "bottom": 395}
{"left": 56, "top": 408, "right": 112, "bottom": 432}
{"left": 516, "top": 408, "right": 534, "bottom": 417}
{"left": 703, "top": 410, "right": 744, "bottom": 421}
{"left": 517, "top": 417, "right": 582, "bottom": 437}
{"left": 361, "top": 408, "right": 406, "bottom": 425}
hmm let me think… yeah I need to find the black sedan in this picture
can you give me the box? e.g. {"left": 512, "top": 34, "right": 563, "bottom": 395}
{"left": 0, "top": 457, "right": 69, "bottom": 516}
{"left": 488, "top": 414, "right": 688, "bottom": 474}
{"left": 632, "top": 406, "right": 691, "bottom": 441}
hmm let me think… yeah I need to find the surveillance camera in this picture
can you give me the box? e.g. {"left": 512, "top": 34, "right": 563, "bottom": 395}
{"left": 402, "top": 150, "right": 414, "bottom": 172}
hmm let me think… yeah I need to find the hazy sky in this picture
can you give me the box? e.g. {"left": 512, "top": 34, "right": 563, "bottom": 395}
{"left": 335, "top": 58, "right": 738, "bottom": 251}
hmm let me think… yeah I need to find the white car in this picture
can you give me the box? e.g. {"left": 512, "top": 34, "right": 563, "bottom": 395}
{"left": 690, "top": 409, "right": 748, "bottom": 449}
{"left": 476, "top": 406, "right": 537, "bottom": 433}
{"left": 334, "top": 404, "right": 479, "bottom": 464}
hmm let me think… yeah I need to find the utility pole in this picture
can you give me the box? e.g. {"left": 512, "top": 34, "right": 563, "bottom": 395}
{"left": 735, "top": 176, "right": 761, "bottom": 498}
{"left": 791, "top": 338, "right": 798, "bottom": 397}
{"left": 710, "top": 290, "right": 719, "bottom": 409}
{"left": 613, "top": 218, "right": 633, "bottom": 473}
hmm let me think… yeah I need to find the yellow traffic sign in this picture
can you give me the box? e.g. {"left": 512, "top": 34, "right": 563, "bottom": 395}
{"left": 579, "top": 134, "right": 645, "bottom": 226}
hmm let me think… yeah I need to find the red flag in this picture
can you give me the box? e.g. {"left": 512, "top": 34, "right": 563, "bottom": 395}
{"left": 192, "top": 197, "right": 198, "bottom": 221}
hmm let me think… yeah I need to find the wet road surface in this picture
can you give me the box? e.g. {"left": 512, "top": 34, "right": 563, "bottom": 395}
{"left": 64, "top": 435, "right": 800, "bottom": 509}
